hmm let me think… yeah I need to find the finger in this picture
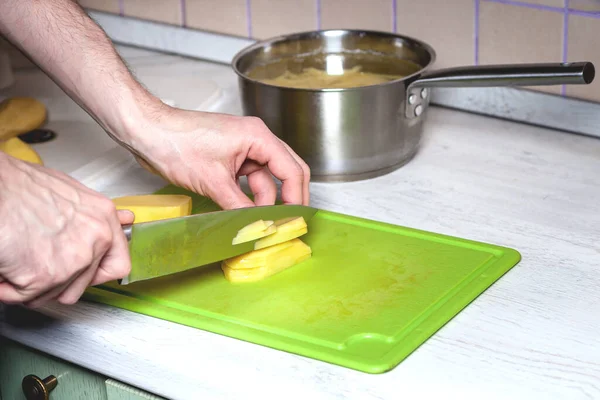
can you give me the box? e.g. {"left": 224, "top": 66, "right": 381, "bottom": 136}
{"left": 247, "top": 166, "right": 277, "bottom": 206}
{"left": 248, "top": 137, "right": 304, "bottom": 205}
{"left": 278, "top": 140, "right": 311, "bottom": 205}
{"left": 0, "top": 282, "right": 28, "bottom": 304}
{"left": 206, "top": 170, "right": 256, "bottom": 210}
{"left": 117, "top": 209, "right": 135, "bottom": 225}
{"left": 90, "top": 209, "right": 132, "bottom": 286}
{"left": 56, "top": 256, "right": 100, "bottom": 305}
{"left": 0, "top": 276, "right": 62, "bottom": 305}
{"left": 24, "top": 278, "right": 75, "bottom": 309}
{"left": 237, "top": 159, "right": 264, "bottom": 176}
{"left": 55, "top": 217, "right": 110, "bottom": 305}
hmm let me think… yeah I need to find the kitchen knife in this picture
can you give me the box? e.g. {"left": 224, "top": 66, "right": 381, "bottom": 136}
{"left": 118, "top": 204, "right": 318, "bottom": 284}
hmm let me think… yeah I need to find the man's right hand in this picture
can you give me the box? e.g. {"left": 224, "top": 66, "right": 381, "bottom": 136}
{"left": 0, "top": 153, "right": 133, "bottom": 308}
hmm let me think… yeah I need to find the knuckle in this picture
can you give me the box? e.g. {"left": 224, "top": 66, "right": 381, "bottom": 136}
{"left": 97, "top": 197, "right": 117, "bottom": 216}
{"left": 62, "top": 246, "right": 93, "bottom": 276}
{"left": 301, "top": 160, "right": 311, "bottom": 177}
{"left": 86, "top": 217, "right": 113, "bottom": 250}
{"left": 246, "top": 116, "right": 266, "bottom": 129}
{"left": 293, "top": 163, "right": 304, "bottom": 178}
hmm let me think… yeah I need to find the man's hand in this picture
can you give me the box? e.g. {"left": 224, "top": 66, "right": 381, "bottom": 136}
{"left": 0, "top": 0, "right": 310, "bottom": 210}
{"left": 129, "top": 107, "right": 310, "bottom": 210}
{"left": 0, "top": 153, "right": 133, "bottom": 307}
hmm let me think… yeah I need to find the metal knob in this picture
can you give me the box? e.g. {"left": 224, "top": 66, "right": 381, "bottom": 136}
{"left": 22, "top": 375, "right": 58, "bottom": 400}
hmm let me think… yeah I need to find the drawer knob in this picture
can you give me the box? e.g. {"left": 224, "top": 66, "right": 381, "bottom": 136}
{"left": 21, "top": 374, "right": 58, "bottom": 400}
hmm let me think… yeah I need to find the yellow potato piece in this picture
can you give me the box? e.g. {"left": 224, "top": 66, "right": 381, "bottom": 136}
{"left": 225, "top": 239, "right": 296, "bottom": 269}
{"left": 0, "top": 97, "right": 47, "bottom": 140}
{"left": 0, "top": 137, "right": 43, "bottom": 165}
{"left": 112, "top": 194, "right": 192, "bottom": 223}
{"left": 237, "top": 219, "right": 274, "bottom": 234}
{"left": 232, "top": 220, "right": 276, "bottom": 245}
{"left": 272, "top": 216, "right": 307, "bottom": 233}
{"left": 254, "top": 226, "right": 307, "bottom": 250}
{"left": 222, "top": 238, "right": 312, "bottom": 282}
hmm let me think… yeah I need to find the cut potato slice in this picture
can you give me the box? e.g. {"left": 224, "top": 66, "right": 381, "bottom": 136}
{"left": 237, "top": 219, "right": 274, "bottom": 234}
{"left": 272, "top": 216, "right": 307, "bottom": 233}
{"left": 224, "top": 239, "right": 296, "bottom": 270}
{"left": 232, "top": 219, "right": 276, "bottom": 245}
{"left": 112, "top": 194, "right": 192, "bottom": 223}
{"left": 222, "top": 238, "right": 312, "bottom": 282}
{"left": 0, "top": 137, "right": 43, "bottom": 165}
{"left": 254, "top": 226, "right": 308, "bottom": 250}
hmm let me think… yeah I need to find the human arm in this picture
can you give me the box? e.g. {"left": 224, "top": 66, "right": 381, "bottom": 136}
{"left": 0, "top": 0, "right": 310, "bottom": 208}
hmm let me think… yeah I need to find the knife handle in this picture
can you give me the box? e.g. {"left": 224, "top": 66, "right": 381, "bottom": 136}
{"left": 122, "top": 224, "right": 132, "bottom": 241}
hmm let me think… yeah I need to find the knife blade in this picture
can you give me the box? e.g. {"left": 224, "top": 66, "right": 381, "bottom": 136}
{"left": 118, "top": 204, "right": 318, "bottom": 284}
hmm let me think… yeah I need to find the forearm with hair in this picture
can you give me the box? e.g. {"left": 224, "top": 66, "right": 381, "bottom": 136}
{"left": 0, "top": 0, "right": 160, "bottom": 150}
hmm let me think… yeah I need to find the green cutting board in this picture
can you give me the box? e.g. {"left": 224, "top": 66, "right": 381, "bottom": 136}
{"left": 83, "top": 185, "right": 521, "bottom": 374}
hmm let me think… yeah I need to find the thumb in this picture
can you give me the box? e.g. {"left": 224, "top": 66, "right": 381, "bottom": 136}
{"left": 117, "top": 209, "right": 135, "bottom": 225}
{"left": 209, "top": 179, "right": 255, "bottom": 210}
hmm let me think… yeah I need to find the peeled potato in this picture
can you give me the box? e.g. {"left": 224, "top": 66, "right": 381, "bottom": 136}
{"left": 254, "top": 216, "right": 307, "bottom": 249}
{"left": 0, "top": 137, "right": 43, "bottom": 165}
{"left": 222, "top": 238, "right": 312, "bottom": 282}
{"left": 0, "top": 97, "right": 47, "bottom": 140}
{"left": 112, "top": 194, "right": 192, "bottom": 223}
{"left": 232, "top": 219, "right": 276, "bottom": 245}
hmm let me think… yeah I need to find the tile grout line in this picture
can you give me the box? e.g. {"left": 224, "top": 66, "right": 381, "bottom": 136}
{"left": 180, "top": 0, "right": 187, "bottom": 28}
{"left": 483, "top": 0, "right": 564, "bottom": 13}
{"left": 118, "top": 0, "right": 124, "bottom": 16}
{"left": 569, "top": 8, "right": 600, "bottom": 19}
{"left": 562, "top": 0, "right": 569, "bottom": 96}
{"left": 246, "top": 0, "right": 252, "bottom": 38}
{"left": 474, "top": 0, "right": 480, "bottom": 65}
{"left": 316, "top": 0, "right": 321, "bottom": 30}
{"left": 485, "top": 0, "right": 600, "bottom": 19}
{"left": 392, "top": 0, "right": 397, "bottom": 33}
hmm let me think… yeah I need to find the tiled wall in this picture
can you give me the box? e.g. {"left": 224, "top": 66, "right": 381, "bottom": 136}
{"left": 5, "top": 0, "right": 600, "bottom": 102}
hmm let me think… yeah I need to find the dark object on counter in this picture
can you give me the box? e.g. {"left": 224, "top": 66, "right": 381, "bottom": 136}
{"left": 18, "top": 128, "right": 56, "bottom": 144}
{"left": 232, "top": 29, "right": 594, "bottom": 182}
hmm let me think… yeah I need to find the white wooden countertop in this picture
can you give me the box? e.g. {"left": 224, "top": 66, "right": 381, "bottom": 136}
{"left": 1, "top": 46, "right": 599, "bottom": 400}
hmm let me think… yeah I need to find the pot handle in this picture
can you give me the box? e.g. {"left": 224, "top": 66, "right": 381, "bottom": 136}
{"left": 405, "top": 61, "right": 595, "bottom": 118}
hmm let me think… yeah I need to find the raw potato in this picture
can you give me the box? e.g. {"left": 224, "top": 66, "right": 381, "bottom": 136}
{"left": 112, "top": 194, "right": 192, "bottom": 223}
{"left": 221, "top": 238, "right": 312, "bottom": 282}
{"left": 0, "top": 97, "right": 47, "bottom": 140}
{"left": 238, "top": 219, "right": 274, "bottom": 234}
{"left": 0, "top": 137, "right": 43, "bottom": 165}
{"left": 253, "top": 216, "right": 308, "bottom": 250}
{"left": 232, "top": 219, "right": 276, "bottom": 245}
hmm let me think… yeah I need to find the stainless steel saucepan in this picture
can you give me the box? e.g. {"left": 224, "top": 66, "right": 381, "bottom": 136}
{"left": 231, "top": 29, "right": 595, "bottom": 182}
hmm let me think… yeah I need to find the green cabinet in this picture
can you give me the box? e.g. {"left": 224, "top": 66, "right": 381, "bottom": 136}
{"left": 105, "top": 379, "right": 164, "bottom": 400}
{"left": 0, "top": 338, "right": 165, "bottom": 400}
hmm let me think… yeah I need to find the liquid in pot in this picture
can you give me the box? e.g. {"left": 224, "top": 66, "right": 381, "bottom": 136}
{"left": 245, "top": 52, "right": 421, "bottom": 89}
{"left": 255, "top": 66, "right": 403, "bottom": 89}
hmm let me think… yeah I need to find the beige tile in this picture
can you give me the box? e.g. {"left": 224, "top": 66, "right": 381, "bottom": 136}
{"left": 396, "top": 0, "right": 474, "bottom": 69}
{"left": 185, "top": 0, "right": 247, "bottom": 37}
{"left": 569, "top": 0, "right": 600, "bottom": 11}
{"left": 565, "top": 14, "right": 600, "bottom": 102}
{"left": 520, "top": 0, "right": 563, "bottom": 7}
{"left": 123, "top": 0, "right": 182, "bottom": 25}
{"left": 78, "top": 0, "right": 120, "bottom": 13}
{"left": 321, "top": 0, "right": 392, "bottom": 31}
{"left": 479, "top": 1, "right": 563, "bottom": 94}
{"left": 251, "top": 0, "right": 317, "bottom": 39}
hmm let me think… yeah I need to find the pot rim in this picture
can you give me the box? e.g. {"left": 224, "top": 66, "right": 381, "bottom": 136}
{"left": 230, "top": 29, "right": 438, "bottom": 92}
